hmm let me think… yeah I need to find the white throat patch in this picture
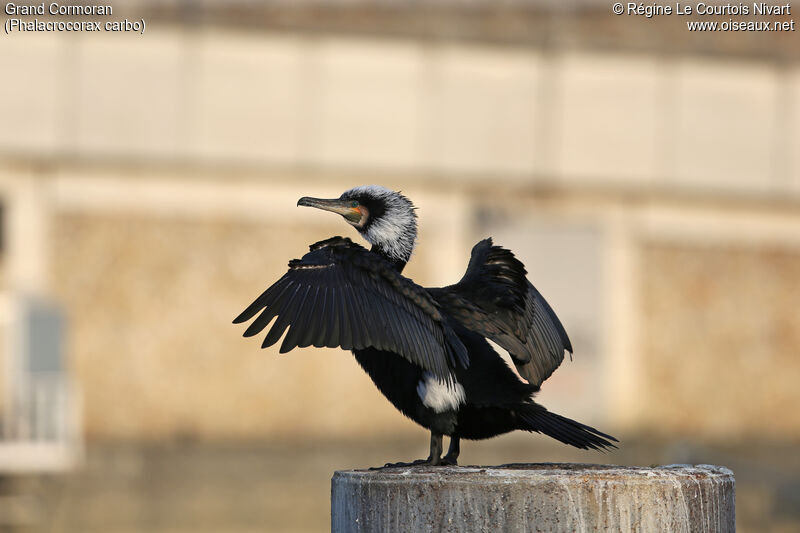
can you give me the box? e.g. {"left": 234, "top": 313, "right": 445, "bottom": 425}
{"left": 342, "top": 185, "right": 417, "bottom": 263}
{"left": 416, "top": 372, "right": 465, "bottom": 413}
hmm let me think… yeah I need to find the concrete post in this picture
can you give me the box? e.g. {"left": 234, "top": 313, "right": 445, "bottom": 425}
{"left": 331, "top": 463, "right": 735, "bottom": 532}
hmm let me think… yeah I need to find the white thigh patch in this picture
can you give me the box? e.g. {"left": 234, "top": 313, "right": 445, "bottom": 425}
{"left": 416, "top": 372, "right": 465, "bottom": 413}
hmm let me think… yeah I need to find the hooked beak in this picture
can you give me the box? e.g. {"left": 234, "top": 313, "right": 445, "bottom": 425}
{"left": 297, "top": 197, "right": 362, "bottom": 223}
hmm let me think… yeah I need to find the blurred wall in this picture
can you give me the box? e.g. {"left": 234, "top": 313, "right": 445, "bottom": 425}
{"left": 1, "top": 2, "right": 799, "bottom": 442}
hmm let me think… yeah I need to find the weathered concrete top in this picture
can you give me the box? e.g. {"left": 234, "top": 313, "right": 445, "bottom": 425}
{"left": 332, "top": 463, "right": 735, "bottom": 533}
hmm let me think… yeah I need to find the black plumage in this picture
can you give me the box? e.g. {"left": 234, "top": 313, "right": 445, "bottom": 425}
{"left": 234, "top": 185, "right": 617, "bottom": 466}
{"left": 236, "top": 236, "right": 467, "bottom": 380}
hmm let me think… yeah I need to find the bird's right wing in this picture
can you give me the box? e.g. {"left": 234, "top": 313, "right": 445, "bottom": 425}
{"left": 429, "top": 238, "right": 572, "bottom": 387}
{"left": 234, "top": 236, "right": 467, "bottom": 382}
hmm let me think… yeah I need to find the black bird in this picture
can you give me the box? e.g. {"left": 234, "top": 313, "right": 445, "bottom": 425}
{"left": 234, "top": 185, "right": 617, "bottom": 465}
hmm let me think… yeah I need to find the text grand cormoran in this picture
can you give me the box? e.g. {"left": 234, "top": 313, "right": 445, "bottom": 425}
{"left": 5, "top": 3, "right": 112, "bottom": 15}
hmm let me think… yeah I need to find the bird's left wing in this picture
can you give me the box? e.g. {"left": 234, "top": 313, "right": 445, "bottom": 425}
{"left": 234, "top": 237, "right": 467, "bottom": 381}
{"left": 428, "top": 238, "right": 572, "bottom": 387}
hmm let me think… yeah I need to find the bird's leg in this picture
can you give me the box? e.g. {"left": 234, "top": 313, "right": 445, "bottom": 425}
{"left": 374, "top": 432, "right": 444, "bottom": 469}
{"left": 427, "top": 432, "right": 443, "bottom": 466}
{"left": 441, "top": 435, "right": 460, "bottom": 465}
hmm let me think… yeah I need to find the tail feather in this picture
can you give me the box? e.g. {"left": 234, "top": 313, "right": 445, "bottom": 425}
{"left": 520, "top": 406, "right": 618, "bottom": 451}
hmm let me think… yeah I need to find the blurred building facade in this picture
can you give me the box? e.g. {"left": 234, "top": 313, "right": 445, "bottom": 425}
{"left": 0, "top": 1, "right": 799, "bottom": 448}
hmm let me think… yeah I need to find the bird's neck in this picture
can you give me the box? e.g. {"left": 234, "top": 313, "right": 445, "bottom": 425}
{"left": 371, "top": 244, "right": 409, "bottom": 273}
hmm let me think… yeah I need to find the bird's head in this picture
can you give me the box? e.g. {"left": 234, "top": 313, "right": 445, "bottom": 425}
{"left": 298, "top": 185, "right": 418, "bottom": 264}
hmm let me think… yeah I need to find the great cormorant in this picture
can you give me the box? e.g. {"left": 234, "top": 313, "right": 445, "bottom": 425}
{"left": 234, "top": 185, "right": 617, "bottom": 465}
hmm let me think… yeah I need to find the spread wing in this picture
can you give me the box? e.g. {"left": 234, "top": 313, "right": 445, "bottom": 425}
{"left": 428, "top": 238, "right": 572, "bottom": 387}
{"left": 234, "top": 236, "right": 467, "bottom": 381}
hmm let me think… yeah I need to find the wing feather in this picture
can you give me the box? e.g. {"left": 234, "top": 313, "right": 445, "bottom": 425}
{"left": 312, "top": 287, "right": 331, "bottom": 348}
{"left": 325, "top": 286, "right": 341, "bottom": 348}
{"left": 342, "top": 284, "right": 364, "bottom": 350}
{"left": 241, "top": 279, "right": 293, "bottom": 337}
{"left": 345, "top": 284, "right": 371, "bottom": 347}
{"left": 280, "top": 284, "right": 314, "bottom": 353}
{"left": 336, "top": 284, "right": 354, "bottom": 351}
{"left": 235, "top": 236, "right": 464, "bottom": 381}
{"left": 430, "top": 238, "right": 572, "bottom": 386}
{"left": 296, "top": 285, "right": 321, "bottom": 348}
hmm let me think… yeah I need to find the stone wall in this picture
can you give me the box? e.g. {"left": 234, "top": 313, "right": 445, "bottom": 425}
{"left": 1, "top": 27, "right": 799, "bottom": 199}
{"left": 641, "top": 242, "right": 800, "bottom": 439}
{"left": 51, "top": 211, "right": 430, "bottom": 439}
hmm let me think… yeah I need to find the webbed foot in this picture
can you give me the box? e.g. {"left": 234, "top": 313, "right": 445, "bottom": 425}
{"left": 440, "top": 454, "right": 458, "bottom": 466}
{"left": 370, "top": 457, "right": 437, "bottom": 470}
{"left": 368, "top": 432, "right": 450, "bottom": 469}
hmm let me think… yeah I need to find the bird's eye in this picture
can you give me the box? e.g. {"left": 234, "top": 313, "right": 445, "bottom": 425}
{"left": 350, "top": 201, "right": 359, "bottom": 208}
